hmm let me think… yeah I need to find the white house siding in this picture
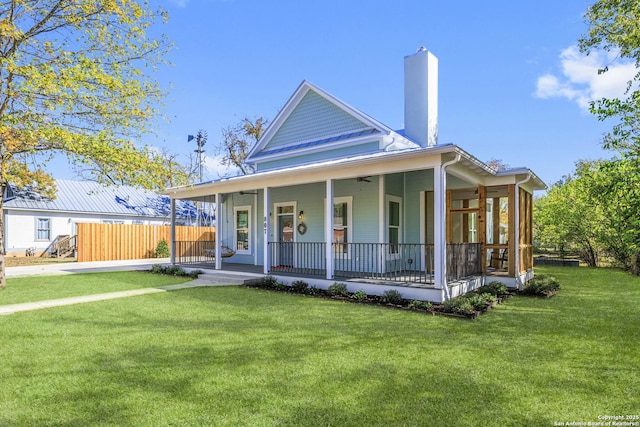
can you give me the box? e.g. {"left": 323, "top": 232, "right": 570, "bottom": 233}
{"left": 4, "top": 209, "right": 166, "bottom": 256}
{"left": 264, "top": 90, "right": 371, "bottom": 151}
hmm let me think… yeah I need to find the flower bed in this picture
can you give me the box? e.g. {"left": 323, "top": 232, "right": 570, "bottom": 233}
{"left": 245, "top": 278, "right": 522, "bottom": 319}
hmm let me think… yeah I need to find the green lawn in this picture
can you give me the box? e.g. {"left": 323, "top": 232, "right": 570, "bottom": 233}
{"left": 0, "top": 271, "right": 193, "bottom": 305}
{"left": 0, "top": 266, "right": 638, "bottom": 426}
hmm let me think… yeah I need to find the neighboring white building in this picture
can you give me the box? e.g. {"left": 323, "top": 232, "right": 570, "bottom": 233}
{"left": 3, "top": 179, "right": 203, "bottom": 257}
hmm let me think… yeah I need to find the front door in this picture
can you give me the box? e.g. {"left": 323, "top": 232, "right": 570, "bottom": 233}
{"left": 276, "top": 204, "right": 295, "bottom": 266}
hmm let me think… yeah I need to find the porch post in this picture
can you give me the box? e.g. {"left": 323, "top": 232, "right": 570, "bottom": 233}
{"left": 215, "top": 193, "right": 222, "bottom": 270}
{"left": 378, "top": 174, "right": 386, "bottom": 274}
{"left": 263, "top": 187, "right": 271, "bottom": 275}
{"left": 433, "top": 165, "right": 446, "bottom": 291}
{"left": 325, "top": 179, "right": 334, "bottom": 280}
{"left": 170, "top": 198, "right": 176, "bottom": 265}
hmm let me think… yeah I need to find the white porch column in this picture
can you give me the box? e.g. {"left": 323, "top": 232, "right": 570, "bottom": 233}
{"left": 325, "top": 179, "right": 334, "bottom": 280}
{"left": 378, "top": 174, "right": 386, "bottom": 274}
{"left": 214, "top": 193, "right": 222, "bottom": 270}
{"left": 433, "top": 165, "right": 447, "bottom": 292}
{"left": 170, "top": 198, "right": 176, "bottom": 265}
{"left": 263, "top": 187, "right": 271, "bottom": 274}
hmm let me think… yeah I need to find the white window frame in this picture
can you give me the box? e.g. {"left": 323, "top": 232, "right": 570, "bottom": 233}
{"left": 234, "top": 205, "right": 252, "bottom": 255}
{"left": 35, "top": 217, "right": 51, "bottom": 242}
{"left": 330, "top": 196, "right": 353, "bottom": 259}
{"left": 386, "top": 195, "right": 402, "bottom": 259}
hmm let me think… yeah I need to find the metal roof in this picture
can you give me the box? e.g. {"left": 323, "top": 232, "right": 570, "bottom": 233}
{"left": 4, "top": 179, "right": 201, "bottom": 219}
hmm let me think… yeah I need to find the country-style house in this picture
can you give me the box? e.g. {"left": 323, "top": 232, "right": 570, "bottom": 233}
{"left": 164, "top": 48, "right": 546, "bottom": 302}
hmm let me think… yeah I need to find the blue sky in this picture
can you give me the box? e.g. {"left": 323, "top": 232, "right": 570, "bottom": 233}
{"left": 53, "top": 0, "right": 636, "bottom": 188}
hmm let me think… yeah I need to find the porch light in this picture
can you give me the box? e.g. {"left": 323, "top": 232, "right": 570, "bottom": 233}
{"left": 298, "top": 210, "right": 304, "bottom": 220}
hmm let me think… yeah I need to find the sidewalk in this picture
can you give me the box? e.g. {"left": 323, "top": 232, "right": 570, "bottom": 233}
{"left": 2, "top": 259, "right": 264, "bottom": 315}
{"left": 5, "top": 258, "right": 172, "bottom": 278}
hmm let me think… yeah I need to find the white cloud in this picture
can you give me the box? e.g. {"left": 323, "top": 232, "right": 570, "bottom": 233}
{"left": 202, "top": 153, "right": 241, "bottom": 180}
{"left": 535, "top": 45, "right": 637, "bottom": 110}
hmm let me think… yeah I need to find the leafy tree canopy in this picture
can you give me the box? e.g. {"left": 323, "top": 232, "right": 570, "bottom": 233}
{"left": 0, "top": 0, "right": 184, "bottom": 196}
{"left": 579, "top": 0, "right": 640, "bottom": 153}
{"left": 0, "top": 0, "right": 182, "bottom": 288}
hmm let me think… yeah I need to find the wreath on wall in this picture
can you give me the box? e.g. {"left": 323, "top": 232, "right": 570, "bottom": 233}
{"left": 297, "top": 222, "right": 307, "bottom": 235}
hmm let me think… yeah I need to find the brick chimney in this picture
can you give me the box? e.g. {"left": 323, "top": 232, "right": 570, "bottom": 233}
{"left": 404, "top": 47, "right": 438, "bottom": 147}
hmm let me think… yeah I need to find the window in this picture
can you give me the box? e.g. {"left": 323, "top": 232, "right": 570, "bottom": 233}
{"left": 36, "top": 218, "right": 51, "bottom": 241}
{"left": 332, "top": 197, "right": 352, "bottom": 256}
{"left": 387, "top": 196, "right": 402, "bottom": 255}
{"left": 234, "top": 206, "right": 251, "bottom": 254}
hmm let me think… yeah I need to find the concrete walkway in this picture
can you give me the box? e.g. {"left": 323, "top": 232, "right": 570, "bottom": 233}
{"left": 2, "top": 259, "right": 264, "bottom": 315}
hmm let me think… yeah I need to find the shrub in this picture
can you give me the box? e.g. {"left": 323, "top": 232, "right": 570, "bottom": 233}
{"left": 154, "top": 239, "right": 170, "bottom": 258}
{"left": 291, "top": 280, "right": 309, "bottom": 294}
{"left": 465, "top": 294, "right": 489, "bottom": 311}
{"left": 307, "top": 285, "right": 322, "bottom": 296}
{"left": 476, "top": 281, "right": 508, "bottom": 296}
{"left": 523, "top": 275, "right": 561, "bottom": 297}
{"left": 149, "top": 264, "right": 190, "bottom": 277}
{"left": 442, "top": 298, "right": 475, "bottom": 315}
{"left": 327, "top": 282, "right": 349, "bottom": 297}
{"left": 408, "top": 300, "right": 433, "bottom": 310}
{"left": 274, "top": 282, "right": 288, "bottom": 292}
{"left": 259, "top": 276, "right": 279, "bottom": 288}
{"left": 188, "top": 269, "right": 203, "bottom": 278}
{"left": 480, "top": 293, "right": 497, "bottom": 304}
{"left": 382, "top": 289, "right": 404, "bottom": 305}
{"left": 351, "top": 289, "right": 367, "bottom": 301}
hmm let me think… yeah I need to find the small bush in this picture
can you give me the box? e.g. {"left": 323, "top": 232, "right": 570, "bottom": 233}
{"left": 408, "top": 300, "right": 433, "bottom": 310}
{"left": 382, "top": 289, "right": 404, "bottom": 305}
{"left": 523, "top": 275, "right": 561, "bottom": 297}
{"left": 149, "top": 264, "right": 189, "bottom": 277}
{"left": 351, "top": 289, "right": 367, "bottom": 301}
{"left": 154, "top": 239, "right": 170, "bottom": 258}
{"left": 188, "top": 269, "right": 203, "bottom": 279}
{"left": 327, "top": 282, "right": 349, "bottom": 297}
{"left": 442, "top": 298, "right": 475, "bottom": 315}
{"left": 259, "top": 276, "right": 279, "bottom": 288}
{"left": 307, "top": 285, "right": 322, "bottom": 296}
{"left": 476, "top": 281, "right": 508, "bottom": 296}
{"left": 480, "top": 293, "right": 497, "bottom": 304}
{"left": 465, "top": 294, "right": 488, "bottom": 311}
{"left": 291, "top": 280, "right": 309, "bottom": 294}
{"left": 274, "top": 282, "right": 288, "bottom": 292}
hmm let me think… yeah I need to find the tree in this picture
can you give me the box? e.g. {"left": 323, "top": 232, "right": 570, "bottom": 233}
{"left": 534, "top": 162, "right": 604, "bottom": 267}
{"left": 0, "top": 1, "right": 177, "bottom": 288}
{"left": 584, "top": 157, "right": 640, "bottom": 273}
{"left": 579, "top": 0, "right": 640, "bottom": 153}
{"left": 218, "top": 116, "right": 269, "bottom": 175}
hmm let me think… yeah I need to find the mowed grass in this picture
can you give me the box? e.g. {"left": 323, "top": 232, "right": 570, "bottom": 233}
{"left": 0, "top": 266, "right": 638, "bottom": 426}
{"left": 0, "top": 271, "right": 193, "bottom": 305}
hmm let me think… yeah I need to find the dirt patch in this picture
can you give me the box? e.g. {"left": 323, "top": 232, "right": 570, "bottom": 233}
{"left": 4, "top": 256, "right": 77, "bottom": 268}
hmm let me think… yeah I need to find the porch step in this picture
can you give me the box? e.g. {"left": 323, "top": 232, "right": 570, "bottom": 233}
{"left": 193, "top": 273, "right": 264, "bottom": 286}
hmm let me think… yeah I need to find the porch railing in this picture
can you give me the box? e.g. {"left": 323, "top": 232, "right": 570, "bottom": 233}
{"left": 267, "top": 242, "right": 482, "bottom": 284}
{"left": 268, "top": 242, "right": 326, "bottom": 276}
{"left": 174, "top": 240, "right": 216, "bottom": 265}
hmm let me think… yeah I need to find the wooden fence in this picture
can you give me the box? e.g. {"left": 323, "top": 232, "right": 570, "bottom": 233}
{"left": 76, "top": 223, "right": 215, "bottom": 262}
